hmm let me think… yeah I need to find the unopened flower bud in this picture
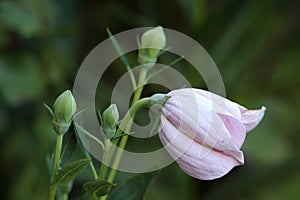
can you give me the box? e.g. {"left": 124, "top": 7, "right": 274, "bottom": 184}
{"left": 159, "top": 88, "right": 266, "bottom": 180}
{"left": 138, "top": 26, "right": 166, "bottom": 67}
{"left": 53, "top": 90, "right": 77, "bottom": 134}
{"left": 102, "top": 104, "right": 119, "bottom": 139}
{"left": 140, "top": 26, "right": 166, "bottom": 51}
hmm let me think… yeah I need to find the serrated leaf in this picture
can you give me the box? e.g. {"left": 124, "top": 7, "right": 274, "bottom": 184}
{"left": 83, "top": 180, "right": 116, "bottom": 197}
{"left": 107, "top": 172, "right": 156, "bottom": 200}
{"left": 52, "top": 158, "right": 90, "bottom": 186}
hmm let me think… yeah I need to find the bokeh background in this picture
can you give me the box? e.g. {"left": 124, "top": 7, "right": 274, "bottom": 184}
{"left": 0, "top": 0, "right": 299, "bottom": 199}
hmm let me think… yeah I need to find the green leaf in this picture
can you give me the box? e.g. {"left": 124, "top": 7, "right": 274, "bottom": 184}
{"left": 46, "top": 154, "right": 54, "bottom": 179}
{"left": 74, "top": 124, "right": 91, "bottom": 157}
{"left": 60, "top": 131, "right": 77, "bottom": 165}
{"left": 52, "top": 158, "right": 90, "bottom": 186}
{"left": 83, "top": 180, "right": 116, "bottom": 197}
{"left": 107, "top": 172, "right": 156, "bottom": 200}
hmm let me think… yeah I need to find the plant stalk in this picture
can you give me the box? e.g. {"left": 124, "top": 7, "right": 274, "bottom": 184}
{"left": 49, "top": 134, "right": 63, "bottom": 200}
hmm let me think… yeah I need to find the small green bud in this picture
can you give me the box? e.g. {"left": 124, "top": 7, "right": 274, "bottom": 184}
{"left": 140, "top": 26, "right": 166, "bottom": 51}
{"left": 53, "top": 90, "right": 77, "bottom": 134}
{"left": 138, "top": 26, "right": 166, "bottom": 67}
{"left": 102, "top": 104, "right": 119, "bottom": 139}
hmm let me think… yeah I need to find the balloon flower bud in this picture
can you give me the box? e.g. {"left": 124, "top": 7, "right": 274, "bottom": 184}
{"left": 138, "top": 26, "right": 166, "bottom": 67}
{"left": 159, "top": 88, "right": 266, "bottom": 180}
{"left": 53, "top": 90, "right": 77, "bottom": 134}
{"left": 102, "top": 104, "right": 119, "bottom": 139}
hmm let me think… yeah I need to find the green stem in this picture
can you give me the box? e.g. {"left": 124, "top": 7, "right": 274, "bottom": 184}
{"left": 99, "top": 162, "right": 108, "bottom": 180}
{"left": 99, "top": 144, "right": 111, "bottom": 180}
{"left": 98, "top": 140, "right": 114, "bottom": 181}
{"left": 89, "top": 159, "right": 98, "bottom": 180}
{"left": 49, "top": 134, "right": 63, "bottom": 200}
{"left": 61, "top": 193, "right": 68, "bottom": 200}
{"left": 93, "top": 194, "right": 98, "bottom": 200}
{"left": 100, "top": 195, "right": 106, "bottom": 200}
{"left": 49, "top": 186, "right": 56, "bottom": 200}
{"left": 132, "top": 69, "right": 147, "bottom": 104}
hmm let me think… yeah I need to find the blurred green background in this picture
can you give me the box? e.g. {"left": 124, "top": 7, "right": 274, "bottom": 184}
{"left": 0, "top": 0, "right": 299, "bottom": 199}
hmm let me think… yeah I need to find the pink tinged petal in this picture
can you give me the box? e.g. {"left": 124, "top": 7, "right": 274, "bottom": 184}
{"left": 159, "top": 115, "right": 244, "bottom": 180}
{"left": 194, "top": 112, "right": 244, "bottom": 161}
{"left": 176, "top": 145, "right": 244, "bottom": 180}
{"left": 218, "top": 113, "right": 246, "bottom": 149}
{"left": 241, "top": 106, "right": 266, "bottom": 133}
{"left": 162, "top": 91, "right": 245, "bottom": 158}
{"left": 167, "top": 88, "right": 242, "bottom": 119}
{"left": 160, "top": 88, "right": 265, "bottom": 180}
{"left": 191, "top": 89, "right": 243, "bottom": 118}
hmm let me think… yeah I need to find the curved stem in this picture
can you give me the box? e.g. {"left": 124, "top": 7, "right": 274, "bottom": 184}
{"left": 107, "top": 98, "right": 150, "bottom": 183}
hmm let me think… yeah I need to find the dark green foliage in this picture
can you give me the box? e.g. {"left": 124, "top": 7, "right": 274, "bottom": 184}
{"left": 83, "top": 180, "right": 116, "bottom": 197}
{"left": 107, "top": 173, "right": 156, "bottom": 200}
{"left": 60, "top": 131, "right": 77, "bottom": 166}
